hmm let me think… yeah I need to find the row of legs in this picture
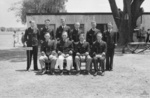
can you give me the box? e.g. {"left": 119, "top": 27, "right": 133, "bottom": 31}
{"left": 26, "top": 46, "right": 114, "bottom": 73}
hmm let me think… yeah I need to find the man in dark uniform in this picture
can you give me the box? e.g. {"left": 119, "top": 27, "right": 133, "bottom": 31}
{"left": 70, "top": 22, "right": 83, "bottom": 70}
{"left": 40, "top": 19, "right": 54, "bottom": 44}
{"left": 24, "top": 20, "right": 40, "bottom": 71}
{"left": 86, "top": 21, "right": 100, "bottom": 47}
{"left": 56, "top": 18, "right": 71, "bottom": 41}
{"left": 92, "top": 32, "right": 107, "bottom": 76}
{"left": 55, "top": 31, "right": 73, "bottom": 75}
{"left": 39, "top": 33, "right": 57, "bottom": 75}
{"left": 75, "top": 33, "right": 92, "bottom": 75}
{"left": 103, "top": 22, "right": 117, "bottom": 71}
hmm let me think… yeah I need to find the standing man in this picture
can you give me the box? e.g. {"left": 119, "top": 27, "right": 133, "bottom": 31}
{"left": 40, "top": 19, "right": 54, "bottom": 44}
{"left": 56, "top": 18, "right": 71, "bottom": 41}
{"left": 55, "top": 31, "right": 73, "bottom": 75}
{"left": 39, "top": 33, "right": 57, "bottom": 75}
{"left": 86, "top": 21, "right": 100, "bottom": 47}
{"left": 75, "top": 33, "right": 92, "bottom": 75}
{"left": 103, "top": 22, "right": 117, "bottom": 71}
{"left": 92, "top": 32, "right": 107, "bottom": 76}
{"left": 24, "top": 20, "right": 40, "bottom": 71}
{"left": 70, "top": 22, "right": 83, "bottom": 43}
{"left": 70, "top": 22, "right": 83, "bottom": 70}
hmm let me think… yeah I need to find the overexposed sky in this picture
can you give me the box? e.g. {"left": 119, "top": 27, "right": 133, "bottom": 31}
{"left": 0, "top": 0, "right": 150, "bottom": 27}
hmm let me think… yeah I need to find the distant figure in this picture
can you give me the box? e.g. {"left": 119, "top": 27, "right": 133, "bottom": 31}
{"left": 21, "top": 32, "right": 25, "bottom": 47}
{"left": 13, "top": 31, "right": 17, "bottom": 47}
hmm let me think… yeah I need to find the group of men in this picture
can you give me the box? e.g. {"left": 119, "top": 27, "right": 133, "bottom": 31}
{"left": 24, "top": 18, "right": 117, "bottom": 76}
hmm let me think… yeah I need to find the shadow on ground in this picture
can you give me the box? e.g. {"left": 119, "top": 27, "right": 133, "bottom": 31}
{"left": 0, "top": 48, "right": 26, "bottom": 62}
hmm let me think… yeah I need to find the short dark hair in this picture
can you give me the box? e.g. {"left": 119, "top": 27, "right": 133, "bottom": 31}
{"left": 45, "top": 19, "right": 50, "bottom": 22}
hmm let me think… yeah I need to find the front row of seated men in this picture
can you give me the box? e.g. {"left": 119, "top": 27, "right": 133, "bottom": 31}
{"left": 39, "top": 31, "right": 107, "bottom": 76}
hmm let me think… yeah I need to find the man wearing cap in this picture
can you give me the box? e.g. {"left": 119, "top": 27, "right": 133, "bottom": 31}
{"left": 103, "top": 22, "right": 117, "bottom": 71}
{"left": 75, "top": 33, "right": 92, "bottom": 75}
{"left": 92, "top": 32, "right": 107, "bottom": 76}
{"left": 39, "top": 33, "right": 57, "bottom": 75}
{"left": 56, "top": 18, "right": 71, "bottom": 41}
{"left": 24, "top": 20, "right": 40, "bottom": 71}
{"left": 55, "top": 31, "right": 73, "bottom": 75}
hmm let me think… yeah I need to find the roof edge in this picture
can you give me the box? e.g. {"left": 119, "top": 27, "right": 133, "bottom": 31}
{"left": 26, "top": 12, "right": 150, "bottom": 16}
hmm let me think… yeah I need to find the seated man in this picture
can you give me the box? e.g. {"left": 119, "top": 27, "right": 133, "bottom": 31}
{"left": 39, "top": 33, "right": 57, "bottom": 75}
{"left": 55, "top": 31, "right": 73, "bottom": 75}
{"left": 92, "top": 32, "right": 107, "bottom": 76}
{"left": 75, "top": 33, "right": 92, "bottom": 75}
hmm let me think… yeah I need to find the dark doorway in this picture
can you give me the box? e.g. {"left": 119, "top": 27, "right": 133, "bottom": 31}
{"left": 96, "top": 24, "right": 108, "bottom": 33}
{"left": 67, "top": 24, "right": 85, "bottom": 32}
{"left": 37, "top": 24, "right": 56, "bottom": 31}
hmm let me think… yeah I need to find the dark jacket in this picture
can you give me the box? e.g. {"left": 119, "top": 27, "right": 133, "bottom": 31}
{"left": 56, "top": 39, "right": 73, "bottom": 54}
{"left": 41, "top": 39, "right": 56, "bottom": 56}
{"left": 75, "top": 41, "right": 90, "bottom": 55}
{"left": 92, "top": 41, "right": 107, "bottom": 57}
{"left": 24, "top": 27, "right": 40, "bottom": 47}
{"left": 56, "top": 25, "right": 71, "bottom": 40}
{"left": 70, "top": 29, "right": 83, "bottom": 42}
{"left": 86, "top": 28, "right": 100, "bottom": 45}
{"left": 40, "top": 27, "right": 54, "bottom": 41}
{"left": 103, "top": 30, "right": 117, "bottom": 49}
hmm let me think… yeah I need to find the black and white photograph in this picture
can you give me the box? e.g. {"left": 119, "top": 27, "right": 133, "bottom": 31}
{"left": 0, "top": 0, "right": 150, "bottom": 98}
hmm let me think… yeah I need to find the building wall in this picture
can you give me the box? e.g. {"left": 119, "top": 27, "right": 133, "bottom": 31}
{"left": 26, "top": 14, "right": 117, "bottom": 33}
{"left": 26, "top": 13, "right": 150, "bottom": 33}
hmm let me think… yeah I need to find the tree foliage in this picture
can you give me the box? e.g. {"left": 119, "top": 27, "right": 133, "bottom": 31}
{"left": 9, "top": 0, "right": 68, "bottom": 24}
{"left": 108, "top": 0, "right": 144, "bottom": 45}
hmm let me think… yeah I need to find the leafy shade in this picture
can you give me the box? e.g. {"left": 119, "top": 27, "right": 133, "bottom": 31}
{"left": 9, "top": 0, "right": 68, "bottom": 24}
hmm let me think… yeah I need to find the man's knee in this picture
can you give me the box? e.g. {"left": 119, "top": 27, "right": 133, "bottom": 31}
{"left": 75, "top": 56, "right": 80, "bottom": 60}
{"left": 87, "top": 56, "right": 92, "bottom": 60}
{"left": 58, "top": 55, "right": 64, "bottom": 61}
{"left": 93, "top": 57, "right": 97, "bottom": 61}
{"left": 39, "top": 56, "right": 47, "bottom": 61}
{"left": 66, "top": 56, "right": 72, "bottom": 60}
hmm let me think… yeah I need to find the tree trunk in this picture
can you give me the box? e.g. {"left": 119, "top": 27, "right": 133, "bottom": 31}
{"left": 108, "top": 0, "right": 144, "bottom": 46}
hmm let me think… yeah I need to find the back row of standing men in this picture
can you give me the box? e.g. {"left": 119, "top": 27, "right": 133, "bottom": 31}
{"left": 24, "top": 18, "right": 117, "bottom": 76}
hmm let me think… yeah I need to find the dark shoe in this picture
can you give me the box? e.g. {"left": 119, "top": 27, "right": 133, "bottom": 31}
{"left": 110, "top": 69, "right": 113, "bottom": 71}
{"left": 94, "top": 72, "right": 97, "bottom": 76}
{"left": 101, "top": 72, "right": 105, "bottom": 76}
{"left": 60, "top": 71, "right": 63, "bottom": 75}
{"left": 68, "top": 71, "right": 71, "bottom": 75}
{"left": 76, "top": 71, "right": 80, "bottom": 76}
{"left": 51, "top": 72, "right": 55, "bottom": 75}
{"left": 42, "top": 70, "right": 46, "bottom": 74}
{"left": 34, "top": 68, "right": 39, "bottom": 71}
{"left": 105, "top": 69, "right": 109, "bottom": 71}
{"left": 87, "top": 71, "right": 91, "bottom": 75}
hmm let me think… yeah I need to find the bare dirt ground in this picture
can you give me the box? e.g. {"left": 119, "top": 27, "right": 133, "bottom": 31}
{"left": 0, "top": 32, "right": 150, "bottom": 98}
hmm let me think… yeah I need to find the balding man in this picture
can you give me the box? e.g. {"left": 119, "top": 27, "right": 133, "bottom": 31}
{"left": 103, "top": 22, "right": 117, "bottom": 71}
{"left": 55, "top": 31, "right": 73, "bottom": 75}
{"left": 56, "top": 18, "right": 71, "bottom": 41}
